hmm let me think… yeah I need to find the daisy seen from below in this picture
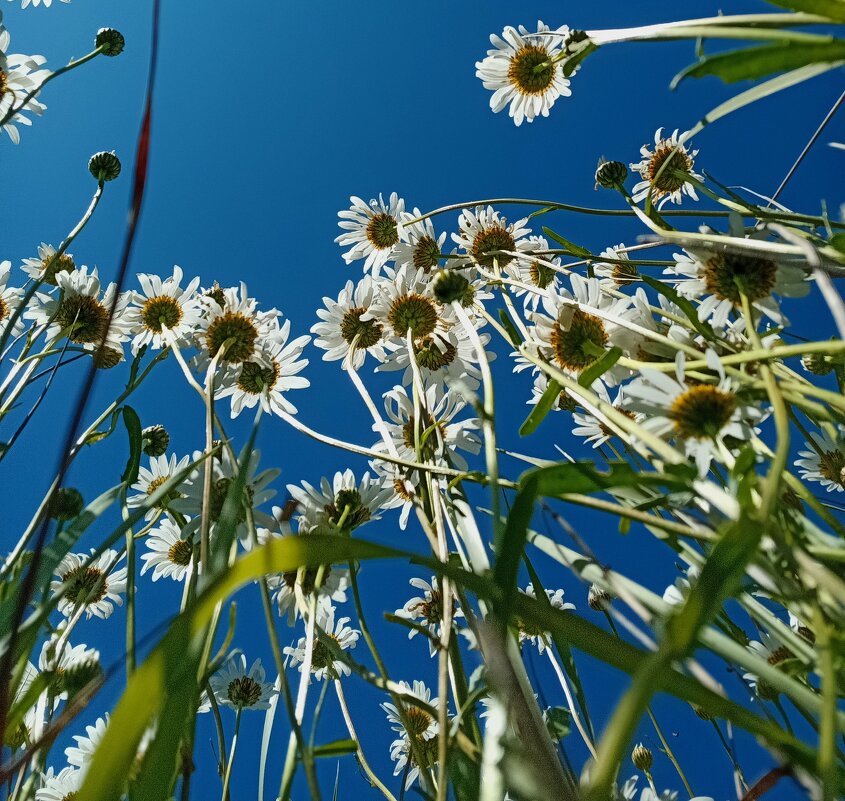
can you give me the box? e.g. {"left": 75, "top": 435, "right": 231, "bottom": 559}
{"left": 266, "top": 545, "right": 350, "bottom": 624}
{"left": 381, "top": 679, "right": 440, "bottom": 789}
{"left": 0, "top": 17, "right": 49, "bottom": 144}
{"left": 38, "top": 635, "right": 100, "bottom": 700}
{"left": 284, "top": 605, "right": 360, "bottom": 681}
{"left": 35, "top": 767, "right": 81, "bottom": 801}
{"left": 127, "top": 452, "right": 191, "bottom": 520}
{"left": 452, "top": 206, "right": 532, "bottom": 271}
{"left": 311, "top": 276, "right": 386, "bottom": 369}
{"left": 21, "top": 243, "right": 76, "bottom": 285}
{"left": 140, "top": 517, "right": 196, "bottom": 582}
{"left": 572, "top": 385, "right": 641, "bottom": 449}
{"left": 210, "top": 654, "right": 275, "bottom": 711}
{"left": 365, "top": 263, "right": 447, "bottom": 342}
{"left": 476, "top": 21, "right": 573, "bottom": 126}
{"left": 504, "top": 235, "right": 562, "bottom": 310}
{"left": 742, "top": 630, "right": 804, "bottom": 700}
{"left": 65, "top": 714, "right": 108, "bottom": 773}
{"left": 371, "top": 459, "right": 418, "bottom": 530}
{"left": 795, "top": 425, "right": 845, "bottom": 492}
{"left": 378, "top": 382, "right": 481, "bottom": 470}
{"left": 0, "top": 259, "right": 24, "bottom": 337}
{"left": 215, "top": 318, "right": 310, "bottom": 418}
{"left": 395, "top": 576, "right": 464, "bottom": 657}
{"left": 631, "top": 127, "right": 701, "bottom": 208}
{"left": 624, "top": 359, "right": 764, "bottom": 475}
{"left": 593, "top": 243, "right": 639, "bottom": 288}
{"left": 665, "top": 239, "right": 809, "bottom": 328}
{"left": 126, "top": 265, "right": 202, "bottom": 353}
{"left": 286, "top": 468, "right": 391, "bottom": 534}
{"left": 336, "top": 192, "right": 406, "bottom": 276}
{"left": 517, "top": 584, "right": 574, "bottom": 653}
{"left": 393, "top": 208, "right": 447, "bottom": 273}
{"left": 50, "top": 549, "right": 127, "bottom": 619}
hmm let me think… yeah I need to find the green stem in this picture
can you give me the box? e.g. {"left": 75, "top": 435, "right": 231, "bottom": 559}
{"left": 646, "top": 707, "right": 694, "bottom": 797}
{"left": 220, "top": 706, "right": 241, "bottom": 801}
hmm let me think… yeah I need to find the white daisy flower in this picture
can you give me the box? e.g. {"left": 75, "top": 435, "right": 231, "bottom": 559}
{"left": 742, "top": 630, "right": 805, "bottom": 700}
{"left": 665, "top": 238, "right": 809, "bottom": 329}
{"left": 795, "top": 426, "right": 845, "bottom": 493}
{"left": 20, "top": 243, "right": 77, "bottom": 285}
{"left": 126, "top": 265, "right": 202, "bottom": 354}
{"left": 0, "top": 259, "right": 25, "bottom": 338}
{"left": 452, "top": 206, "right": 533, "bottom": 271}
{"left": 631, "top": 128, "right": 702, "bottom": 208}
{"left": 139, "top": 517, "right": 196, "bottom": 582}
{"left": 624, "top": 364, "right": 764, "bottom": 475}
{"left": 10, "top": 0, "right": 71, "bottom": 7}
{"left": 35, "top": 767, "right": 81, "bottom": 801}
{"left": 378, "top": 382, "right": 481, "bottom": 470}
{"left": 195, "top": 282, "right": 276, "bottom": 367}
{"left": 371, "top": 459, "right": 418, "bottom": 530}
{"left": 393, "top": 209, "right": 447, "bottom": 273}
{"left": 336, "top": 193, "right": 406, "bottom": 277}
{"left": 0, "top": 20, "right": 49, "bottom": 144}
{"left": 518, "top": 584, "right": 574, "bottom": 653}
{"left": 395, "top": 576, "right": 464, "bottom": 657}
{"left": 528, "top": 273, "right": 637, "bottom": 386}
{"left": 210, "top": 654, "right": 275, "bottom": 711}
{"left": 50, "top": 549, "right": 127, "bottom": 619}
{"left": 265, "top": 541, "right": 350, "bottom": 624}
{"left": 661, "top": 565, "right": 700, "bottom": 606}
{"left": 127, "top": 452, "right": 192, "bottom": 520}
{"left": 365, "top": 263, "right": 448, "bottom": 342}
{"left": 593, "top": 244, "right": 639, "bottom": 288}
{"left": 572, "top": 385, "right": 641, "bottom": 449}
{"left": 215, "top": 318, "right": 310, "bottom": 418}
{"left": 65, "top": 714, "right": 108, "bottom": 772}
{"left": 476, "top": 21, "right": 573, "bottom": 126}
{"left": 626, "top": 287, "right": 694, "bottom": 362}
{"left": 378, "top": 321, "right": 492, "bottom": 392}
{"left": 8, "top": 660, "right": 43, "bottom": 747}
{"left": 505, "top": 236, "right": 562, "bottom": 311}
{"left": 527, "top": 370, "right": 578, "bottom": 412}
{"left": 38, "top": 635, "right": 100, "bottom": 700}
{"left": 284, "top": 606, "right": 360, "bottom": 681}
{"left": 173, "top": 448, "right": 278, "bottom": 548}
{"left": 381, "top": 680, "right": 440, "bottom": 789}
{"left": 286, "top": 468, "right": 392, "bottom": 535}
{"left": 311, "top": 276, "right": 386, "bottom": 369}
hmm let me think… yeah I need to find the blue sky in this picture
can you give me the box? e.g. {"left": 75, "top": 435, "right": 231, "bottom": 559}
{"left": 3, "top": 1, "right": 844, "bottom": 799}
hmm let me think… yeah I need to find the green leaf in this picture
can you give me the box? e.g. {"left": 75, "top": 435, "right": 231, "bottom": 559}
{"left": 545, "top": 706, "right": 572, "bottom": 740}
{"left": 542, "top": 226, "right": 591, "bottom": 258}
{"left": 765, "top": 0, "right": 845, "bottom": 21}
{"left": 498, "top": 309, "right": 523, "bottom": 348}
{"left": 120, "top": 406, "right": 143, "bottom": 485}
{"left": 578, "top": 346, "right": 622, "bottom": 387}
{"left": 673, "top": 40, "right": 845, "bottom": 86}
{"left": 313, "top": 739, "right": 358, "bottom": 758}
{"left": 529, "top": 460, "right": 696, "bottom": 498}
{"left": 829, "top": 232, "right": 845, "bottom": 254}
{"left": 449, "top": 746, "right": 481, "bottom": 801}
{"left": 519, "top": 378, "right": 561, "bottom": 436}
{"left": 640, "top": 274, "right": 716, "bottom": 342}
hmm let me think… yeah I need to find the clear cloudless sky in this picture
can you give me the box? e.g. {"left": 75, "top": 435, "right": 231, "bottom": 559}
{"left": 3, "top": 1, "right": 844, "bottom": 799}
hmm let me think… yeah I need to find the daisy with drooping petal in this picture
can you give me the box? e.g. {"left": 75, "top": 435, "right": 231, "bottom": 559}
{"left": 65, "top": 714, "right": 108, "bottom": 773}
{"left": 381, "top": 680, "right": 440, "bottom": 789}
{"left": 20, "top": 243, "right": 76, "bottom": 285}
{"left": 311, "top": 276, "right": 386, "bottom": 369}
{"left": 476, "top": 21, "right": 572, "bottom": 126}
{"left": 371, "top": 460, "right": 418, "bottom": 530}
{"left": 284, "top": 606, "right": 360, "bottom": 681}
{"left": 38, "top": 635, "right": 100, "bottom": 700}
{"left": 127, "top": 452, "right": 192, "bottom": 520}
{"left": 378, "top": 382, "right": 481, "bottom": 470}
{"left": 593, "top": 244, "right": 639, "bottom": 288}
{"left": 624, "top": 360, "right": 764, "bottom": 475}
{"left": 215, "top": 319, "right": 310, "bottom": 418}
{"left": 336, "top": 193, "right": 406, "bottom": 276}
{"left": 517, "top": 584, "right": 574, "bottom": 653}
{"left": 210, "top": 654, "right": 275, "bottom": 711}
{"left": 266, "top": 543, "right": 350, "bottom": 624}
{"left": 795, "top": 425, "right": 845, "bottom": 493}
{"left": 393, "top": 209, "right": 447, "bottom": 274}
{"left": 571, "top": 385, "right": 641, "bottom": 449}
{"left": 287, "top": 468, "right": 392, "bottom": 535}
{"left": 631, "top": 128, "right": 701, "bottom": 208}
{"left": 50, "top": 549, "right": 127, "bottom": 619}
{"left": 742, "top": 630, "right": 806, "bottom": 700}
{"left": 452, "top": 206, "right": 533, "bottom": 271}
{"left": 395, "top": 576, "right": 464, "bottom": 657}
{"left": 35, "top": 767, "right": 82, "bottom": 801}
{"left": 126, "top": 265, "right": 202, "bottom": 353}
{"left": 504, "top": 236, "right": 562, "bottom": 311}
{"left": 0, "top": 260, "right": 24, "bottom": 338}
{"left": 140, "top": 517, "right": 196, "bottom": 582}
{"left": 0, "top": 18, "right": 50, "bottom": 144}
{"left": 527, "top": 370, "right": 579, "bottom": 413}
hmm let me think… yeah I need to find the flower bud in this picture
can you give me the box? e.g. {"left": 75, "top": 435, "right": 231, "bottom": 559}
{"left": 95, "top": 28, "right": 125, "bottom": 57}
{"left": 631, "top": 743, "right": 653, "bottom": 772}
{"left": 58, "top": 657, "right": 103, "bottom": 699}
{"left": 142, "top": 425, "right": 170, "bottom": 457}
{"left": 433, "top": 270, "right": 471, "bottom": 304}
{"left": 587, "top": 583, "right": 612, "bottom": 612}
{"left": 595, "top": 159, "right": 628, "bottom": 190}
{"left": 88, "top": 150, "right": 122, "bottom": 182}
{"left": 49, "top": 487, "right": 84, "bottom": 521}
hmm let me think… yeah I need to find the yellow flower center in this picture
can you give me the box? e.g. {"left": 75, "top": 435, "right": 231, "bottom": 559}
{"left": 366, "top": 213, "right": 399, "bottom": 250}
{"left": 508, "top": 44, "right": 555, "bottom": 95}
{"left": 141, "top": 295, "right": 183, "bottom": 333}
{"left": 669, "top": 385, "right": 737, "bottom": 440}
